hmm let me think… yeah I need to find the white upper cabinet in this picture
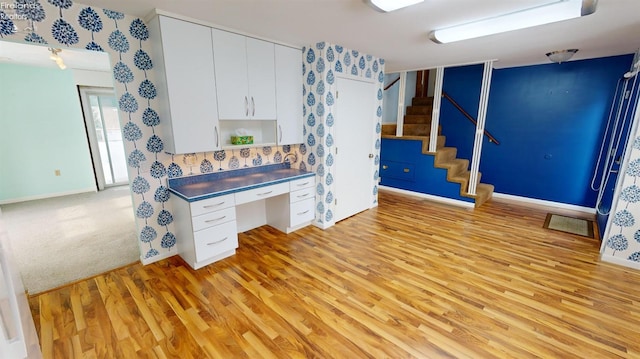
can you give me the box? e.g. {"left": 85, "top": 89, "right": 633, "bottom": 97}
{"left": 275, "top": 45, "right": 303, "bottom": 145}
{"left": 148, "top": 15, "right": 221, "bottom": 154}
{"left": 212, "top": 29, "right": 277, "bottom": 120}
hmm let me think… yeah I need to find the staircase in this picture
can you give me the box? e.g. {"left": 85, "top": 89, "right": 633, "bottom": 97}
{"left": 381, "top": 96, "right": 494, "bottom": 208}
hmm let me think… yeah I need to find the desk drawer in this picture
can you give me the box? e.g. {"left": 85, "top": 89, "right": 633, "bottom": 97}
{"left": 193, "top": 220, "right": 238, "bottom": 262}
{"left": 192, "top": 206, "right": 236, "bottom": 232}
{"left": 290, "top": 186, "right": 314, "bottom": 204}
{"left": 290, "top": 198, "right": 315, "bottom": 226}
{"left": 289, "top": 177, "right": 314, "bottom": 191}
{"left": 235, "top": 182, "right": 288, "bottom": 205}
{"left": 190, "top": 193, "right": 235, "bottom": 217}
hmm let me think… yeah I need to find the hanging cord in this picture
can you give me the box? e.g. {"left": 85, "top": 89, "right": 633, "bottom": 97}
{"left": 591, "top": 78, "right": 622, "bottom": 191}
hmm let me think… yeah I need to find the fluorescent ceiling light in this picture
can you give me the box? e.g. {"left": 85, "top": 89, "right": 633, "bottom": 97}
{"left": 369, "top": 0, "right": 424, "bottom": 12}
{"left": 429, "top": 0, "right": 597, "bottom": 44}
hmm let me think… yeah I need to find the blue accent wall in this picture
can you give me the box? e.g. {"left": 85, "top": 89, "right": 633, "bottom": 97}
{"left": 440, "top": 55, "right": 634, "bottom": 207}
{"left": 380, "top": 138, "right": 474, "bottom": 203}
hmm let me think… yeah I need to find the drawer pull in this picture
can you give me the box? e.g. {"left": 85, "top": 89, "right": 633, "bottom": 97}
{"left": 205, "top": 216, "right": 226, "bottom": 223}
{"left": 296, "top": 182, "right": 310, "bottom": 186}
{"left": 257, "top": 190, "right": 273, "bottom": 196}
{"left": 297, "top": 193, "right": 310, "bottom": 198}
{"left": 203, "top": 202, "right": 225, "bottom": 208}
{"left": 403, "top": 168, "right": 410, "bottom": 173}
{"left": 297, "top": 210, "right": 310, "bottom": 215}
{"left": 207, "top": 237, "right": 228, "bottom": 246}
{"left": 382, "top": 165, "right": 388, "bottom": 170}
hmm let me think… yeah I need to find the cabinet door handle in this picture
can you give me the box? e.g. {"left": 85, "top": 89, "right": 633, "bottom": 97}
{"left": 279, "top": 125, "right": 283, "bottom": 142}
{"left": 257, "top": 190, "right": 273, "bottom": 196}
{"left": 382, "top": 165, "right": 388, "bottom": 170}
{"left": 245, "top": 96, "right": 248, "bottom": 117}
{"left": 297, "top": 210, "right": 310, "bottom": 215}
{"left": 205, "top": 216, "right": 226, "bottom": 223}
{"left": 203, "top": 202, "right": 225, "bottom": 208}
{"left": 297, "top": 193, "right": 310, "bottom": 198}
{"left": 251, "top": 96, "right": 255, "bottom": 117}
{"left": 404, "top": 168, "right": 410, "bottom": 173}
{"left": 214, "top": 126, "right": 219, "bottom": 148}
{"left": 207, "top": 237, "right": 228, "bottom": 246}
{"left": 297, "top": 182, "right": 309, "bottom": 187}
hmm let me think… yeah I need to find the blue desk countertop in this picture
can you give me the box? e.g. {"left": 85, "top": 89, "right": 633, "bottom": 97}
{"left": 168, "top": 163, "right": 315, "bottom": 202}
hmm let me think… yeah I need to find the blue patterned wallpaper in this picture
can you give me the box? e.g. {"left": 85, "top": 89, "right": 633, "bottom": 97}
{"left": 302, "top": 42, "right": 384, "bottom": 227}
{"left": 602, "top": 133, "right": 640, "bottom": 267}
{"left": 0, "top": 1, "right": 299, "bottom": 264}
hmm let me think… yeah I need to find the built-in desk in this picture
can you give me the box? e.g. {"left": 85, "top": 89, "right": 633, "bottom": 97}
{"left": 168, "top": 163, "right": 315, "bottom": 269}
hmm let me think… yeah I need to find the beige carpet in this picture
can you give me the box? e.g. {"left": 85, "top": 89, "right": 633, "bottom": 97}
{"left": 0, "top": 186, "right": 140, "bottom": 294}
{"left": 543, "top": 213, "right": 595, "bottom": 238}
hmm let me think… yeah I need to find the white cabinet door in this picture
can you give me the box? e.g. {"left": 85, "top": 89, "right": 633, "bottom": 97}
{"left": 149, "top": 16, "right": 220, "bottom": 154}
{"left": 275, "top": 45, "right": 303, "bottom": 145}
{"left": 247, "top": 38, "right": 276, "bottom": 119}
{"left": 212, "top": 30, "right": 276, "bottom": 120}
{"left": 212, "top": 29, "right": 250, "bottom": 120}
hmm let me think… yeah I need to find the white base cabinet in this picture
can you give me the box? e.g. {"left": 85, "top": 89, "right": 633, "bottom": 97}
{"left": 173, "top": 194, "right": 238, "bottom": 270}
{"left": 266, "top": 177, "right": 316, "bottom": 234}
{"left": 172, "top": 176, "right": 315, "bottom": 270}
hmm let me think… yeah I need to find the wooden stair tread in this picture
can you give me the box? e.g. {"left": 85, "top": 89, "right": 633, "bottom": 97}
{"left": 404, "top": 115, "right": 432, "bottom": 124}
{"left": 382, "top": 94, "right": 494, "bottom": 208}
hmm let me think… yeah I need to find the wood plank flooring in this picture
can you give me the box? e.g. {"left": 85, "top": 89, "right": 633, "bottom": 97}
{"left": 29, "top": 190, "right": 640, "bottom": 358}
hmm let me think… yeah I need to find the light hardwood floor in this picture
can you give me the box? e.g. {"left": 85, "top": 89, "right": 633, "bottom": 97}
{"left": 29, "top": 190, "right": 640, "bottom": 358}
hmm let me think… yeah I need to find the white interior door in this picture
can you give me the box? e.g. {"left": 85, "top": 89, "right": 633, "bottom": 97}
{"left": 334, "top": 77, "right": 375, "bottom": 222}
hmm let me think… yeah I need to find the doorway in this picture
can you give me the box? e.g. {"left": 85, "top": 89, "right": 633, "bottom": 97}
{"left": 78, "top": 87, "right": 129, "bottom": 190}
{"left": 334, "top": 77, "right": 376, "bottom": 222}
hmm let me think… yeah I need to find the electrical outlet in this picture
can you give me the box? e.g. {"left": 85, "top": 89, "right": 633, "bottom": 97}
{"left": 54, "top": 169, "right": 61, "bottom": 176}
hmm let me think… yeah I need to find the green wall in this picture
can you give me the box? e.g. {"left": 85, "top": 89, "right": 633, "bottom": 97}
{"left": 0, "top": 63, "right": 95, "bottom": 202}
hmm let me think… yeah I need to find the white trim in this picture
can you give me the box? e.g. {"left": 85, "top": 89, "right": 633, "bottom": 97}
{"left": 429, "top": 67, "right": 444, "bottom": 152}
{"left": 0, "top": 187, "right": 97, "bottom": 205}
{"left": 313, "top": 220, "right": 334, "bottom": 230}
{"left": 379, "top": 186, "right": 474, "bottom": 208}
{"left": 140, "top": 251, "right": 175, "bottom": 266}
{"left": 335, "top": 72, "right": 376, "bottom": 84}
{"left": 600, "top": 253, "right": 640, "bottom": 270}
{"left": 492, "top": 192, "right": 596, "bottom": 214}
{"left": 391, "top": 59, "right": 499, "bottom": 74}
{"left": 468, "top": 60, "right": 493, "bottom": 195}
{"left": 396, "top": 72, "right": 406, "bottom": 137}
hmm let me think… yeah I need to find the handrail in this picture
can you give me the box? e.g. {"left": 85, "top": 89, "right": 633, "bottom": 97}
{"left": 442, "top": 91, "right": 500, "bottom": 145}
{"left": 384, "top": 76, "right": 400, "bottom": 91}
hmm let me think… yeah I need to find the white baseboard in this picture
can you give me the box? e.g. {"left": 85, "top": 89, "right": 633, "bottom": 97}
{"left": 379, "top": 186, "right": 475, "bottom": 208}
{"left": 0, "top": 187, "right": 97, "bottom": 205}
{"left": 140, "top": 251, "right": 176, "bottom": 266}
{"left": 313, "top": 220, "right": 333, "bottom": 230}
{"left": 492, "top": 192, "right": 595, "bottom": 214}
{"left": 600, "top": 253, "right": 640, "bottom": 270}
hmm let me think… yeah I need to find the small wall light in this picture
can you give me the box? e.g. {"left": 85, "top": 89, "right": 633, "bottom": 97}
{"left": 48, "top": 48, "right": 66, "bottom": 69}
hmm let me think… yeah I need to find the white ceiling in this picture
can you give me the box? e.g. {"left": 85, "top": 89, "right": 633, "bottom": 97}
{"left": 73, "top": 0, "right": 640, "bottom": 72}
{"left": 0, "top": 1, "right": 638, "bottom": 73}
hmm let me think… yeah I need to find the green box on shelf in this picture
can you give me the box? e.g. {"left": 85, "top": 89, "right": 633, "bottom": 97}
{"left": 230, "top": 135, "right": 254, "bottom": 145}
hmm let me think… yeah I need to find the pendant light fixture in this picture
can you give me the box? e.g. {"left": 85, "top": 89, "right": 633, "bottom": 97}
{"left": 546, "top": 49, "right": 579, "bottom": 63}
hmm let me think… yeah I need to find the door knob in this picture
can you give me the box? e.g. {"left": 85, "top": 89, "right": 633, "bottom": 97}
{"left": 368, "top": 153, "right": 374, "bottom": 158}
